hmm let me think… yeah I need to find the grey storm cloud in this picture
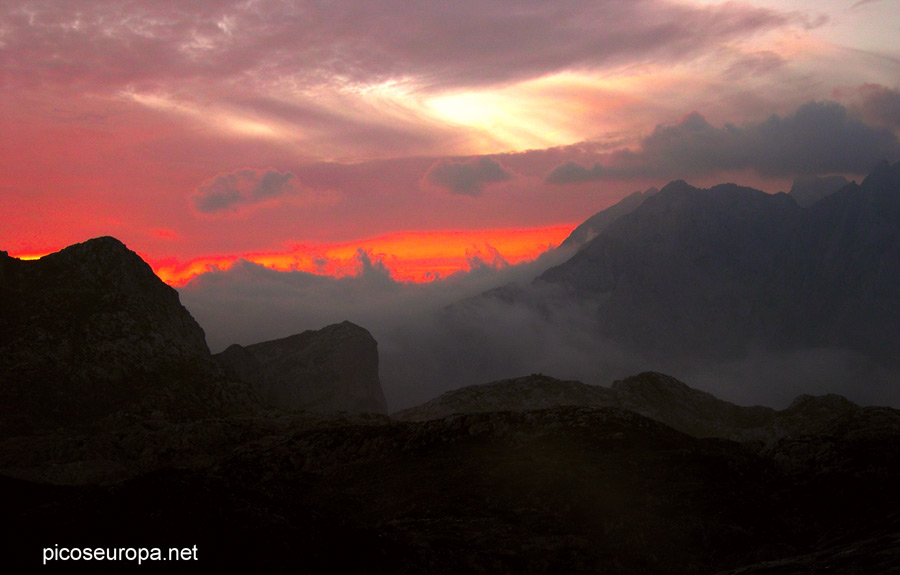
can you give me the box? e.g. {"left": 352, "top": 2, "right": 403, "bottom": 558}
{"left": 424, "top": 157, "right": 515, "bottom": 196}
{"left": 546, "top": 100, "right": 900, "bottom": 182}
{"left": 193, "top": 168, "right": 301, "bottom": 214}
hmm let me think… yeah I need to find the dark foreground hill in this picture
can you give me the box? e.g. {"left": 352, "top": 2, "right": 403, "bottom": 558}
{"left": 0, "top": 237, "right": 254, "bottom": 433}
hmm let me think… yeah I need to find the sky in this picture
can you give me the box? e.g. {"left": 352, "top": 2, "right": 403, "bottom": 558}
{"left": 2, "top": 0, "right": 899, "bottom": 283}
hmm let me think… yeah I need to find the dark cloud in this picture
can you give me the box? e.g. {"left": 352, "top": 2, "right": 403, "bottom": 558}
{"left": 545, "top": 100, "right": 900, "bottom": 182}
{"left": 546, "top": 161, "right": 605, "bottom": 184}
{"left": 852, "top": 84, "right": 900, "bottom": 130}
{"left": 424, "top": 157, "right": 515, "bottom": 196}
{"left": 193, "top": 168, "right": 302, "bottom": 214}
{"left": 639, "top": 100, "right": 900, "bottom": 176}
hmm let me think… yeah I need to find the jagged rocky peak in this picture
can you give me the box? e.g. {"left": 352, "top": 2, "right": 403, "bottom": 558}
{"left": 216, "top": 321, "right": 388, "bottom": 414}
{"left": 1, "top": 236, "right": 209, "bottom": 354}
{"left": 533, "top": 161, "right": 900, "bottom": 370}
{"left": 0, "top": 236, "right": 252, "bottom": 434}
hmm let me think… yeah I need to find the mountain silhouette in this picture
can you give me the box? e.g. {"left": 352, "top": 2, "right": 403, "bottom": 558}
{"left": 217, "top": 321, "right": 387, "bottom": 414}
{"left": 537, "top": 161, "right": 900, "bottom": 368}
{"left": 0, "top": 237, "right": 387, "bottom": 435}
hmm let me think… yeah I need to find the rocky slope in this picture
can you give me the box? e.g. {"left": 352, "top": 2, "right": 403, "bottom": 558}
{"left": 216, "top": 321, "right": 388, "bottom": 414}
{"left": 787, "top": 174, "right": 849, "bottom": 208}
{"left": 559, "top": 187, "right": 657, "bottom": 248}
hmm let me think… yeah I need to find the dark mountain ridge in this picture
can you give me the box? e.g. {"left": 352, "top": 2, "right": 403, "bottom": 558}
{"left": 536, "top": 161, "right": 900, "bottom": 367}
{"left": 559, "top": 186, "right": 658, "bottom": 248}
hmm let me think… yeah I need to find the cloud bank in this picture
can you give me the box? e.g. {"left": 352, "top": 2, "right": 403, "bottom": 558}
{"left": 546, "top": 100, "right": 900, "bottom": 183}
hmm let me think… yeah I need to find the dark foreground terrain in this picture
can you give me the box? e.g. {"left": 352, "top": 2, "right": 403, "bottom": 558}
{"left": 5, "top": 399, "right": 900, "bottom": 573}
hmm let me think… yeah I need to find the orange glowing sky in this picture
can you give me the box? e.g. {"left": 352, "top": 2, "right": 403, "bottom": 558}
{"left": 2, "top": 0, "right": 898, "bottom": 285}
{"left": 145, "top": 226, "right": 574, "bottom": 286}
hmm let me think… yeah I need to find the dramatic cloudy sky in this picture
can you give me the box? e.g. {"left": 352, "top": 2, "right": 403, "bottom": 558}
{"left": 2, "top": 0, "right": 899, "bottom": 282}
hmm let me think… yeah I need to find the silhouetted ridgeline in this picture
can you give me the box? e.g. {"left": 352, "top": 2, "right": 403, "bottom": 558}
{"left": 0, "top": 237, "right": 387, "bottom": 436}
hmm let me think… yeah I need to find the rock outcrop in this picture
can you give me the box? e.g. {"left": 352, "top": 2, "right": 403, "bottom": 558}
{"left": 216, "top": 321, "right": 387, "bottom": 414}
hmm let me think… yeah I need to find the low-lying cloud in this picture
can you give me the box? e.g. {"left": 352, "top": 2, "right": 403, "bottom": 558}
{"left": 178, "top": 236, "right": 900, "bottom": 412}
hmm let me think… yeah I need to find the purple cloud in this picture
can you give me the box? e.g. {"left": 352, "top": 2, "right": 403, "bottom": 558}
{"left": 0, "top": 1, "right": 804, "bottom": 93}
{"left": 424, "top": 157, "right": 515, "bottom": 196}
{"left": 852, "top": 84, "right": 900, "bottom": 131}
{"left": 193, "top": 168, "right": 302, "bottom": 214}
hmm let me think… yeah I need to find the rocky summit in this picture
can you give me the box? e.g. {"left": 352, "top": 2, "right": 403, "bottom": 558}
{"left": 0, "top": 237, "right": 254, "bottom": 433}
{"left": 216, "top": 321, "right": 387, "bottom": 414}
